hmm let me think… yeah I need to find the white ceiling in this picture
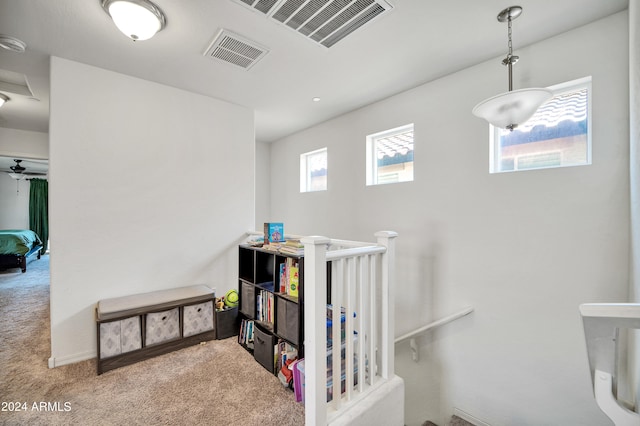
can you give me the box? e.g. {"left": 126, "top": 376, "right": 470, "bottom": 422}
{"left": 0, "top": 0, "right": 629, "bottom": 143}
{"left": 0, "top": 156, "right": 48, "bottom": 175}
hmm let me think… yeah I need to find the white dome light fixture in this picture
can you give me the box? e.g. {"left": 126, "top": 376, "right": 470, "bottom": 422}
{"left": 0, "top": 93, "right": 9, "bottom": 108}
{"left": 101, "top": 0, "right": 166, "bottom": 41}
{"left": 472, "top": 6, "right": 552, "bottom": 131}
{"left": 0, "top": 35, "right": 27, "bottom": 53}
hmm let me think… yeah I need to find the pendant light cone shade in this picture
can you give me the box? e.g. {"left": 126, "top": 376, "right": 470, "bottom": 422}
{"left": 472, "top": 6, "right": 552, "bottom": 130}
{"left": 472, "top": 88, "right": 552, "bottom": 130}
{"left": 0, "top": 93, "right": 8, "bottom": 108}
{"left": 102, "top": 0, "right": 166, "bottom": 41}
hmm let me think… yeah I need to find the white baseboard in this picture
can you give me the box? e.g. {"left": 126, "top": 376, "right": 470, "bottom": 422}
{"left": 452, "top": 408, "right": 492, "bottom": 426}
{"left": 48, "top": 350, "right": 95, "bottom": 368}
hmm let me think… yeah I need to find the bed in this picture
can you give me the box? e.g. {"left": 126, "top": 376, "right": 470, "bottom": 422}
{"left": 0, "top": 230, "right": 44, "bottom": 273}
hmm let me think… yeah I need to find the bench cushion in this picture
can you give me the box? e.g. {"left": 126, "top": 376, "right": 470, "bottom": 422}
{"left": 97, "top": 285, "right": 214, "bottom": 321}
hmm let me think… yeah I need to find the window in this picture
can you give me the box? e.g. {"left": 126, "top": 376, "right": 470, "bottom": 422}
{"left": 366, "top": 124, "right": 414, "bottom": 185}
{"left": 300, "top": 147, "right": 327, "bottom": 192}
{"left": 490, "top": 77, "right": 591, "bottom": 173}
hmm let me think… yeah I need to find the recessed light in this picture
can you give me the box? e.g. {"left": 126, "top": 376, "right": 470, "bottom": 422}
{"left": 312, "top": 97, "right": 321, "bottom": 102}
{"left": 0, "top": 35, "right": 26, "bottom": 53}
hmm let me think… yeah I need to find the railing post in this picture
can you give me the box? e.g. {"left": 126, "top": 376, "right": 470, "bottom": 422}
{"left": 302, "top": 236, "right": 330, "bottom": 426}
{"left": 376, "top": 231, "right": 398, "bottom": 378}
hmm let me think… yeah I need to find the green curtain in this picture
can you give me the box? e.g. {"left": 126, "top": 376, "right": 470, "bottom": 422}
{"left": 29, "top": 178, "right": 48, "bottom": 254}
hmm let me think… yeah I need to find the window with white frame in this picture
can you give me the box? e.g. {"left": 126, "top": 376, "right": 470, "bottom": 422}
{"left": 366, "top": 124, "right": 414, "bottom": 186}
{"left": 490, "top": 77, "right": 591, "bottom": 173}
{"left": 300, "top": 147, "right": 327, "bottom": 192}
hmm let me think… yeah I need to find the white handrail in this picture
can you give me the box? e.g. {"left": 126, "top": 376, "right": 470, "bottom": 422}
{"left": 394, "top": 306, "right": 474, "bottom": 344}
{"left": 326, "top": 245, "right": 386, "bottom": 260}
{"left": 394, "top": 306, "right": 474, "bottom": 362}
{"left": 580, "top": 303, "right": 640, "bottom": 425}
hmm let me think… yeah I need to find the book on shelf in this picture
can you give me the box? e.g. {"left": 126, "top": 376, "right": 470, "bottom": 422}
{"left": 279, "top": 263, "right": 286, "bottom": 293}
{"left": 257, "top": 289, "right": 274, "bottom": 324}
{"left": 246, "top": 235, "right": 264, "bottom": 247}
{"left": 285, "top": 239, "right": 303, "bottom": 247}
{"left": 278, "top": 258, "right": 301, "bottom": 297}
{"left": 264, "top": 222, "right": 284, "bottom": 243}
{"left": 289, "top": 265, "right": 299, "bottom": 297}
{"left": 279, "top": 246, "right": 304, "bottom": 256}
{"left": 274, "top": 340, "right": 298, "bottom": 375}
{"left": 279, "top": 239, "right": 304, "bottom": 255}
{"left": 261, "top": 242, "right": 282, "bottom": 252}
{"left": 239, "top": 319, "right": 255, "bottom": 349}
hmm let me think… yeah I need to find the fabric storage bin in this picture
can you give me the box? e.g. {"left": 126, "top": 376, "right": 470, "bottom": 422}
{"left": 145, "top": 307, "right": 180, "bottom": 346}
{"left": 183, "top": 301, "right": 214, "bottom": 337}
{"left": 215, "top": 307, "right": 239, "bottom": 339}
{"left": 276, "top": 297, "right": 299, "bottom": 345}
{"left": 254, "top": 326, "right": 276, "bottom": 373}
{"left": 99, "top": 316, "right": 142, "bottom": 359}
{"left": 99, "top": 321, "right": 121, "bottom": 359}
{"left": 240, "top": 281, "right": 255, "bottom": 318}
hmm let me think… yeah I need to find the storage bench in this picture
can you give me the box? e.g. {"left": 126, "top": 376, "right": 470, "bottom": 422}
{"left": 96, "top": 285, "right": 216, "bottom": 374}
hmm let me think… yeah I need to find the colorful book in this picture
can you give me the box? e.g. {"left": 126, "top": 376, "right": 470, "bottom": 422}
{"left": 279, "top": 263, "right": 286, "bottom": 293}
{"left": 264, "top": 222, "right": 284, "bottom": 243}
{"left": 289, "top": 265, "right": 299, "bottom": 297}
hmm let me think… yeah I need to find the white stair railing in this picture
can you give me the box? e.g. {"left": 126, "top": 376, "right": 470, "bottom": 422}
{"left": 302, "top": 231, "right": 397, "bottom": 425}
{"left": 580, "top": 303, "right": 640, "bottom": 426}
{"left": 394, "top": 306, "right": 474, "bottom": 362}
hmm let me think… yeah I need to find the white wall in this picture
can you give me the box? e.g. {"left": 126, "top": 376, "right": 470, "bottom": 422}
{"left": 0, "top": 128, "right": 48, "bottom": 229}
{"left": 629, "top": 1, "right": 640, "bottom": 411}
{"left": 0, "top": 173, "right": 30, "bottom": 229}
{"left": 269, "top": 12, "right": 629, "bottom": 426}
{"left": 255, "top": 141, "right": 271, "bottom": 229}
{"left": 0, "top": 127, "right": 48, "bottom": 159}
{"left": 48, "top": 57, "right": 254, "bottom": 366}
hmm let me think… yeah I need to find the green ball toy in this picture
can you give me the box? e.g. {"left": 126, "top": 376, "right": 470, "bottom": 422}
{"left": 225, "top": 289, "right": 239, "bottom": 308}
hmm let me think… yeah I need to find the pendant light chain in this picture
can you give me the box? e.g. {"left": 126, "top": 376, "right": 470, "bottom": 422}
{"left": 507, "top": 16, "right": 513, "bottom": 58}
{"left": 502, "top": 12, "right": 519, "bottom": 93}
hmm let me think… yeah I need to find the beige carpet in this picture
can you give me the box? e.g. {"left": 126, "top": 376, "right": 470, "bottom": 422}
{"left": 0, "top": 255, "right": 305, "bottom": 425}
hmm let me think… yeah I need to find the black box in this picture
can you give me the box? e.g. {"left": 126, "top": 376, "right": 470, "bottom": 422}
{"left": 254, "top": 326, "right": 276, "bottom": 373}
{"left": 215, "top": 307, "right": 239, "bottom": 340}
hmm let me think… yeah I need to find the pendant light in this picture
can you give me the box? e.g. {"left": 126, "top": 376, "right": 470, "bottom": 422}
{"left": 472, "top": 6, "right": 552, "bottom": 131}
{"left": 0, "top": 93, "right": 8, "bottom": 108}
{"left": 101, "top": 0, "right": 166, "bottom": 41}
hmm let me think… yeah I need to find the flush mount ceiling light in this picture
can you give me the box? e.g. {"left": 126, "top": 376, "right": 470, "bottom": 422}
{"left": 0, "top": 93, "right": 9, "bottom": 108}
{"left": 472, "top": 6, "right": 552, "bottom": 131}
{"left": 101, "top": 0, "right": 166, "bottom": 41}
{"left": 0, "top": 35, "right": 26, "bottom": 53}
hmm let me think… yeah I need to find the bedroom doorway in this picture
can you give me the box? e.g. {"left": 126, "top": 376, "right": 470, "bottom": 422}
{"left": 0, "top": 155, "right": 50, "bottom": 272}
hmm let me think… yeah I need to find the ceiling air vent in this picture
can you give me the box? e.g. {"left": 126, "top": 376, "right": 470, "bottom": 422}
{"left": 231, "top": 0, "right": 393, "bottom": 48}
{"left": 203, "top": 29, "right": 270, "bottom": 70}
{"left": 0, "top": 69, "right": 34, "bottom": 97}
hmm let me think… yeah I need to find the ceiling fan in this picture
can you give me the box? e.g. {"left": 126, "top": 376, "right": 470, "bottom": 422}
{"left": 7, "top": 159, "right": 47, "bottom": 180}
